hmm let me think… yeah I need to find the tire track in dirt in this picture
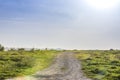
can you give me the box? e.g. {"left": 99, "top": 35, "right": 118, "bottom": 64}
{"left": 7, "top": 52, "right": 91, "bottom": 80}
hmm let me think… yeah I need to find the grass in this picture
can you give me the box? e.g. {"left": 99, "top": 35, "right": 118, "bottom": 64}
{"left": 75, "top": 50, "right": 120, "bottom": 80}
{"left": 0, "top": 49, "right": 61, "bottom": 79}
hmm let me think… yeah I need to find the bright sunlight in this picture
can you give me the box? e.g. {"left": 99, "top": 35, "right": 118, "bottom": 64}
{"left": 85, "top": 0, "right": 119, "bottom": 9}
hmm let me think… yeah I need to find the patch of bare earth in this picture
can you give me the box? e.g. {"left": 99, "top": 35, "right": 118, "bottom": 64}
{"left": 7, "top": 52, "right": 91, "bottom": 80}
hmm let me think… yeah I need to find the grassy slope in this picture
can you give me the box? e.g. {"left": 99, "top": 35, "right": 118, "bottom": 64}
{"left": 0, "top": 50, "right": 60, "bottom": 79}
{"left": 75, "top": 50, "right": 120, "bottom": 80}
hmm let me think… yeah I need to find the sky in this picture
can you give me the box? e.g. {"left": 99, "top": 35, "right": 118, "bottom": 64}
{"left": 0, "top": 0, "right": 120, "bottom": 49}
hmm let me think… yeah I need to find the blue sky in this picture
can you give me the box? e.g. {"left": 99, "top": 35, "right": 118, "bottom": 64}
{"left": 0, "top": 0, "right": 120, "bottom": 49}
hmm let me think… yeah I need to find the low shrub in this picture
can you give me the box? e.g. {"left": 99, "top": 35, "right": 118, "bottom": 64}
{"left": 75, "top": 50, "right": 120, "bottom": 80}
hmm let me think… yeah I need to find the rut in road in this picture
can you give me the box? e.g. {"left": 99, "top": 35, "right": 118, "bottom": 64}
{"left": 7, "top": 52, "right": 91, "bottom": 80}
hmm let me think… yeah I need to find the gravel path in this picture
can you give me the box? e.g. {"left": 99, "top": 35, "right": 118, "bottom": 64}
{"left": 7, "top": 52, "right": 91, "bottom": 80}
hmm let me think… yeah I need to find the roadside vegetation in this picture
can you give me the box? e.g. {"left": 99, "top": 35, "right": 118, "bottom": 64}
{"left": 0, "top": 44, "right": 60, "bottom": 80}
{"left": 75, "top": 50, "right": 120, "bottom": 80}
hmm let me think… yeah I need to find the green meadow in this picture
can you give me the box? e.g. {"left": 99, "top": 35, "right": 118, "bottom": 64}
{"left": 1, "top": 43, "right": 120, "bottom": 80}
{"left": 0, "top": 48, "right": 60, "bottom": 79}
{"left": 75, "top": 50, "right": 120, "bottom": 80}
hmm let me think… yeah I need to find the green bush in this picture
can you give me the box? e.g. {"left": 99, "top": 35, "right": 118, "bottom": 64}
{"left": 0, "top": 44, "right": 4, "bottom": 51}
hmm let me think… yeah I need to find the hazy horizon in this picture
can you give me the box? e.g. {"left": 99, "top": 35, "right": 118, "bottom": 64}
{"left": 0, "top": 0, "right": 120, "bottom": 49}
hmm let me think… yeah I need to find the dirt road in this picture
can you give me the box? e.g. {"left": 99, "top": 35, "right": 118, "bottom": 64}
{"left": 7, "top": 52, "right": 91, "bottom": 80}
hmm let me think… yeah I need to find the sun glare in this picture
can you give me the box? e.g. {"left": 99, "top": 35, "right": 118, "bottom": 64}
{"left": 85, "top": 0, "right": 119, "bottom": 9}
